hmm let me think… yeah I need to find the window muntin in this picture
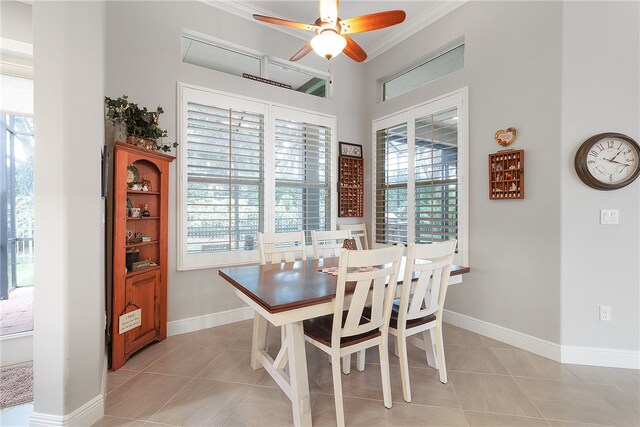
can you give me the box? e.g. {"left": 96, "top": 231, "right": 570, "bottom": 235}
{"left": 383, "top": 44, "right": 464, "bottom": 101}
{"left": 178, "top": 85, "right": 336, "bottom": 269}
{"left": 373, "top": 89, "right": 468, "bottom": 266}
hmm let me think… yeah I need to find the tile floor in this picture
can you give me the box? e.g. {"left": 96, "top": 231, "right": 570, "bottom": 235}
{"left": 97, "top": 321, "right": 639, "bottom": 427}
{"left": 0, "top": 287, "right": 34, "bottom": 336}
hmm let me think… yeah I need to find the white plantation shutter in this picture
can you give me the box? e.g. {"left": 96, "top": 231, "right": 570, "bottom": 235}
{"left": 185, "top": 100, "right": 264, "bottom": 255}
{"left": 373, "top": 89, "right": 467, "bottom": 265}
{"left": 414, "top": 107, "right": 458, "bottom": 243}
{"left": 274, "top": 116, "right": 332, "bottom": 242}
{"left": 375, "top": 123, "right": 408, "bottom": 244}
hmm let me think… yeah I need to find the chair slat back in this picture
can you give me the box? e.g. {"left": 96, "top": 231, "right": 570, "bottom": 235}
{"left": 258, "top": 231, "right": 307, "bottom": 265}
{"left": 332, "top": 246, "right": 404, "bottom": 346}
{"left": 338, "top": 223, "right": 369, "bottom": 250}
{"left": 399, "top": 241, "right": 457, "bottom": 325}
{"left": 311, "top": 229, "right": 352, "bottom": 259}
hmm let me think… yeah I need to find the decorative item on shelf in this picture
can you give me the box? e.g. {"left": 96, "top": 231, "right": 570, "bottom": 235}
{"left": 126, "top": 164, "right": 139, "bottom": 188}
{"left": 142, "top": 178, "right": 152, "bottom": 192}
{"left": 574, "top": 132, "right": 640, "bottom": 190}
{"left": 141, "top": 204, "right": 150, "bottom": 217}
{"left": 140, "top": 234, "right": 151, "bottom": 242}
{"left": 340, "top": 142, "right": 363, "bottom": 158}
{"left": 489, "top": 149, "right": 525, "bottom": 200}
{"left": 495, "top": 127, "right": 517, "bottom": 147}
{"left": 104, "top": 95, "right": 178, "bottom": 153}
{"left": 126, "top": 198, "right": 133, "bottom": 209}
{"left": 125, "top": 248, "right": 140, "bottom": 270}
{"left": 126, "top": 229, "right": 134, "bottom": 243}
{"left": 130, "top": 259, "right": 152, "bottom": 272}
{"left": 129, "top": 207, "right": 141, "bottom": 218}
{"left": 128, "top": 232, "right": 144, "bottom": 243}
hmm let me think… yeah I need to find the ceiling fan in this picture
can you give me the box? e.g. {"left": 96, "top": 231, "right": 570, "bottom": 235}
{"left": 253, "top": 0, "right": 406, "bottom": 62}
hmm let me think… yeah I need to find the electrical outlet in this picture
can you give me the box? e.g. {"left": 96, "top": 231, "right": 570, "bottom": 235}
{"left": 600, "top": 209, "right": 619, "bottom": 225}
{"left": 599, "top": 305, "right": 612, "bottom": 321}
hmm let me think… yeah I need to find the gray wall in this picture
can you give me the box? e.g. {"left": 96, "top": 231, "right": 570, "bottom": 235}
{"left": 105, "top": 1, "right": 367, "bottom": 321}
{"left": 33, "top": 0, "right": 106, "bottom": 417}
{"left": 560, "top": 1, "right": 640, "bottom": 351}
{"left": 363, "top": 1, "right": 563, "bottom": 343}
{"left": 0, "top": 0, "right": 33, "bottom": 43}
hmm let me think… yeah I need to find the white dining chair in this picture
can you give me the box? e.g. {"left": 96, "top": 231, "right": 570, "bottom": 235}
{"left": 303, "top": 245, "right": 404, "bottom": 426}
{"left": 257, "top": 231, "right": 307, "bottom": 349}
{"left": 390, "top": 240, "right": 457, "bottom": 402}
{"left": 311, "top": 229, "right": 352, "bottom": 259}
{"left": 257, "top": 231, "right": 307, "bottom": 264}
{"left": 338, "top": 223, "right": 369, "bottom": 250}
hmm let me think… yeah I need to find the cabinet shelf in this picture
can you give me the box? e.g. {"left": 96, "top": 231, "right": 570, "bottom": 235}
{"left": 126, "top": 240, "right": 159, "bottom": 249}
{"left": 127, "top": 190, "right": 160, "bottom": 195}
{"left": 126, "top": 216, "right": 160, "bottom": 221}
{"left": 126, "top": 264, "right": 160, "bottom": 278}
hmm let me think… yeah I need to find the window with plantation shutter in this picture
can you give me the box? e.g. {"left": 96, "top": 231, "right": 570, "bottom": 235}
{"left": 274, "top": 113, "right": 332, "bottom": 242}
{"left": 185, "top": 100, "right": 264, "bottom": 257}
{"left": 373, "top": 88, "right": 468, "bottom": 266}
{"left": 178, "top": 86, "right": 337, "bottom": 269}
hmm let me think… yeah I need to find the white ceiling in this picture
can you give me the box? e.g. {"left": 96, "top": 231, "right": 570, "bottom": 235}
{"left": 206, "top": 0, "right": 466, "bottom": 61}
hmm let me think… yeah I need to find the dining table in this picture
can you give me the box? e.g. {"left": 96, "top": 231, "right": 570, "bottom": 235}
{"left": 218, "top": 257, "right": 469, "bottom": 426}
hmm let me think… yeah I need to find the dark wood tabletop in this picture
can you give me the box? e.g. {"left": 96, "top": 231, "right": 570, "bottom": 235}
{"left": 219, "top": 258, "right": 470, "bottom": 315}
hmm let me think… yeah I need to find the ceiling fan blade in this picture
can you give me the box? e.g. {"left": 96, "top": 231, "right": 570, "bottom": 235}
{"left": 340, "top": 10, "right": 406, "bottom": 34}
{"left": 290, "top": 43, "right": 313, "bottom": 62}
{"left": 319, "top": 0, "right": 339, "bottom": 24}
{"left": 253, "top": 14, "right": 319, "bottom": 32}
{"left": 342, "top": 35, "right": 367, "bottom": 62}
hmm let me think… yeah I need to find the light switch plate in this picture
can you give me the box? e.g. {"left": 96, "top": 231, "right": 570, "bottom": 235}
{"left": 600, "top": 209, "right": 619, "bottom": 225}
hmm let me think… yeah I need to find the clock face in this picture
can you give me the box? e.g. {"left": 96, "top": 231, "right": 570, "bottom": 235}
{"left": 575, "top": 133, "right": 640, "bottom": 190}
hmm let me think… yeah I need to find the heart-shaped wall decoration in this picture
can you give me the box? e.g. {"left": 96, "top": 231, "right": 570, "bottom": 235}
{"left": 495, "top": 128, "right": 517, "bottom": 147}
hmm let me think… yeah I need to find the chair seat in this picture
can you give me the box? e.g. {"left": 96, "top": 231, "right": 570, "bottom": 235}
{"left": 363, "top": 301, "right": 436, "bottom": 330}
{"left": 304, "top": 311, "right": 381, "bottom": 348}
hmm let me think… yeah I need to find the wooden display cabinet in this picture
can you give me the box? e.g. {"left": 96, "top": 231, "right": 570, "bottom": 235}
{"left": 111, "top": 142, "right": 174, "bottom": 370}
{"left": 489, "top": 149, "right": 524, "bottom": 200}
{"left": 338, "top": 156, "right": 364, "bottom": 217}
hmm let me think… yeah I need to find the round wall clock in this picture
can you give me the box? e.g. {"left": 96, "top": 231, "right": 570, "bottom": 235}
{"left": 574, "top": 132, "right": 640, "bottom": 190}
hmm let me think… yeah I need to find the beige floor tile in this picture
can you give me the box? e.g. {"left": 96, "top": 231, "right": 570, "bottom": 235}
{"left": 149, "top": 378, "right": 251, "bottom": 426}
{"left": 317, "top": 360, "right": 391, "bottom": 401}
{"left": 200, "top": 323, "right": 253, "bottom": 339}
{"left": 449, "top": 371, "right": 542, "bottom": 417}
{"left": 143, "top": 345, "right": 224, "bottom": 377}
{"left": 166, "top": 329, "right": 238, "bottom": 349}
{"left": 386, "top": 402, "right": 467, "bottom": 426}
{"left": 224, "top": 385, "right": 305, "bottom": 427}
{"left": 463, "top": 410, "right": 548, "bottom": 426}
{"left": 230, "top": 335, "right": 253, "bottom": 351}
{"left": 229, "top": 319, "right": 254, "bottom": 330}
{"left": 390, "top": 366, "right": 460, "bottom": 408}
{"left": 104, "top": 372, "right": 190, "bottom": 420}
{"left": 443, "top": 324, "right": 487, "bottom": 347}
{"left": 312, "top": 394, "right": 388, "bottom": 426}
{"left": 565, "top": 364, "right": 640, "bottom": 387}
{"left": 515, "top": 376, "right": 630, "bottom": 426}
{"left": 107, "top": 370, "right": 138, "bottom": 394}
{"left": 91, "top": 415, "right": 146, "bottom": 426}
{"left": 586, "top": 382, "right": 639, "bottom": 426}
{"left": 479, "top": 335, "right": 517, "bottom": 349}
{"left": 198, "top": 349, "right": 264, "bottom": 384}
{"left": 121, "top": 343, "right": 176, "bottom": 371}
{"left": 490, "top": 348, "right": 581, "bottom": 382}
{"left": 445, "top": 345, "right": 509, "bottom": 374}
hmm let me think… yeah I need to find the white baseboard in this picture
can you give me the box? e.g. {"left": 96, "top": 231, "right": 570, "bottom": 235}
{"left": 167, "top": 306, "right": 254, "bottom": 336}
{"left": 443, "top": 309, "right": 640, "bottom": 369}
{"left": 0, "top": 331, "right": 33, "bottom": 367}
{"left": 561, "top": 345, "right": 640, "bottom": 369}
{"left": 443, "top": 309, "right": 562, "bottom": 361}
{"left": 30, "top": 394, "right": 103, "bottom": 426}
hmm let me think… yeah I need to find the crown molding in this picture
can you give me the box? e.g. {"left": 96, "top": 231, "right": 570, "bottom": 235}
{"left": 201, "top": 0, "right": 467, "bottom": 62}
{"left": 365, "top": 1, "right": 467, "bottom": 61}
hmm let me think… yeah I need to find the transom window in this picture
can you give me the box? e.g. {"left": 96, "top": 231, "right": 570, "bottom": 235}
{"left": 178, "top": 84, "right": 336, "bottom": 269}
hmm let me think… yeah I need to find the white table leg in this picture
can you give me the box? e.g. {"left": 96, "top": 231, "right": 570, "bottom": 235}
{"left": 285, "top": 322, "right": 312, "bottom": 427}
{"left": 251, "top": 311, "right": 268, "bottom": 370}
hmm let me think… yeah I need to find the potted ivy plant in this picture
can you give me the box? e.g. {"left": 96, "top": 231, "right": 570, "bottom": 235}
{"left": 104, "top": 95, "right": 178, "bottom": 153}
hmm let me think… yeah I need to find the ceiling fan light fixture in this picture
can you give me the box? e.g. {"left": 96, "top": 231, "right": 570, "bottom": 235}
{"left": 310, "top": 30, "right": 347, "bottom": 60}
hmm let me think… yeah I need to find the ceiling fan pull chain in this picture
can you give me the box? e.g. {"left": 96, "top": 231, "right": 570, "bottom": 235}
{"left": 328, "top": 61, "right": 333, "bottom": 86}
